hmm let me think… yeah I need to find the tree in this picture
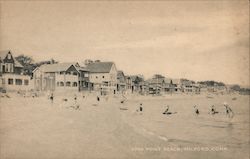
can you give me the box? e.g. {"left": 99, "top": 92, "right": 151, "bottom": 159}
{"left": 230, "top": 85, "right": 241, "bottom": 91}
{"left": 16, "top": 55, "right": 34, "bottom": 75}
{"left": 16, "top": 55, "right": 34, "bottom": 67}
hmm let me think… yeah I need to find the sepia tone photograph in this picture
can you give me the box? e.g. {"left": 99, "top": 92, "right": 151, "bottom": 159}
{"left": 0, "top": 0, "right": 249, "bottom": 159}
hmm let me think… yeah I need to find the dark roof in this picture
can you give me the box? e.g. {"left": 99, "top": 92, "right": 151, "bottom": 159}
{"left": 86, "top": 62, "right": 114, "bottom": 73}
{"left": 0, "top": 50, "right": 23, "bottom": 67}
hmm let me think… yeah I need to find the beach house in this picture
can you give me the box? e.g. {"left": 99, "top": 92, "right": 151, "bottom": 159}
{"left": 117, "top": 70, "right": 126, "bottom": 93}
{"left": 86, "top": 61, "right": 118, "bottom": 95}
{"left": 32, "top": 63, "right": 90, "bottom": 92}
{"left": 0, "top": 50, "right": 32, "bottom": 92}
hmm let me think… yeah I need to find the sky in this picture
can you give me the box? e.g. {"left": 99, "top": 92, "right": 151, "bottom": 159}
{"left": 0, "top": 0, "right": 249, "bottom": 86}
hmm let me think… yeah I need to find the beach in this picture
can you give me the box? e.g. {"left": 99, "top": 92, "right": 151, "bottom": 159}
{"left": 0, "top": 93, "right": 249, "bottom": 159}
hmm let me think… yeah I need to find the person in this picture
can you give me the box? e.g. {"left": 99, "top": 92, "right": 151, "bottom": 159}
{"left": 139, "top": 103, "right": 143, "bottom": 112}
{"left": 97, "top": 96, "right": 100, "bottom": 102}
{"left": 163, "top": 105, "right": 177, "bottom": 115}
{"left": 194, "top": 105, "right": 199, "bottom": 115}
{"left": 50, "top": 92, "right": 54, "bottom": 104}
{"left": 210, "top": 105, "right": 218, "bottom": 115}
{"left": 74, "top": 94, "right": 77, "bottom": 103}
{"left": 163, "top": 106, "right": 170, "bottom": 114}
{"left": 223, "top": 102, "right": 234, "bottom": 118}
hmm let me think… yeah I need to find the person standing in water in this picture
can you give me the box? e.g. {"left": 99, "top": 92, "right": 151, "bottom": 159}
{"left": 194, "top": 105, "right": 199, "bottom": 115}
{"left": 223, "top": 102, "right": 234, "bottom": 118}
{"left": 50, "top": 92, "right": 54, "bottom": 104}
{"left": 139, "top": 103, "right": 143, "bottom": 112}
{"left": 210, "top": 105, "right": 218, "bottom": 115}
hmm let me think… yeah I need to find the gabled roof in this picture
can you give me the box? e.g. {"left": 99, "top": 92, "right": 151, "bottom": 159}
{"left": 76, "top": 66, "right": 89, "bottom": 72}
{"left": 0, "top": 50, "right": 23, "bottom": 67}
{"left": 34, "top": 63, "right": 79, "bottom": 73}
{"left": 86, "top": 62, "right": 114, "bottom": 73}
{"left": 117, "top": 70, "right": 125, "bottom": 77}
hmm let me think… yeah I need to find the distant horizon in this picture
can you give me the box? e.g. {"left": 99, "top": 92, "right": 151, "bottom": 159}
{"left": 0, "top": 1, "right": 249, "bottom": 86}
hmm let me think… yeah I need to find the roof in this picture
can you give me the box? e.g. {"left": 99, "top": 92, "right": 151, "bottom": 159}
{"left": 117, "top": 71, "right": 125, "bottom": 77}
{"left": 146, "top": 78, "right": 172, "bottom": 84}
{"left": 34, "top": 63, "right": 78, "bottom": 73}
{"left": 0, "top": 50, "right": 23, "bottom": 67}
{"left": 172, "top": 79, "right": 181, "bottom": 85}
{"left": 86, "top": 62, "right": 114, "bottom": 73}
{"left": 76, "top": 66, "right": 89, "bottom": 72}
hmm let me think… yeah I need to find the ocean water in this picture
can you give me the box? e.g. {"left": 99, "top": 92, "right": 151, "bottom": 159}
{"left": 120, "top": 94, "right": 249, "bottom": 159}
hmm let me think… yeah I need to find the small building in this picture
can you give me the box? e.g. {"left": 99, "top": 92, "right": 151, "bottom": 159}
{"left": 126, "top": 75, "right": 144, "bottom": 93}
{"left": 0, "top": 50, "right": 32, "bottom": 92}
{"left": 172, "top": 79, "right": 182, "bottom": 93}
{"left": 117, "top": 71, "right": 126, "bottom": 93}
{"left": 146, "top": 77, "right": 173, "bottom": 94}
{"left": 86, "top": 61, "right": 117, "bottom": 95}
{"left": 32, "top": 63, "right": 90, "bottom": 92}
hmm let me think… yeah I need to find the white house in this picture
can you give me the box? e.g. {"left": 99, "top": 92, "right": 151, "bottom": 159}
{"left": 86, "top": 61, "right": 117, "bottom": 95}
{"left": 33, "top": 63, "right": 90, "bottom": 92}
{"left": 0, "top": 50, "right": 32, "bottom": 92}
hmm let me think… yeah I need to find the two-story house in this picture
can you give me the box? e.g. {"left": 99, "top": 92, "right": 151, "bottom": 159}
{"left": 0, "top": 50, "right": 32, "bottom": 92}
{"left": 86, "top": 61, "right": 117, "bottom": 95}
{"left": 32, "top": 63, "right": 90, "bottom": 92}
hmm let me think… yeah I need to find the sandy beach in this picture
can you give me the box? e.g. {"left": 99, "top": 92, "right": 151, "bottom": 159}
{"left": 0, "top": 93, "right": 249, "bottom": 159}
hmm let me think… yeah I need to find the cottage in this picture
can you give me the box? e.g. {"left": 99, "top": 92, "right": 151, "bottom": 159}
{"left": 126, "top": 75, "right": 144, "bottom": 93}
{"left": 146, "top": 77, "right": 173, "bottom": 94}
{"left": 86, "top": 61, "right": 117, "bottom": 95}
{"left": 33, "top": 63, "right": 90, "bottom": 92}
{"left": 172, "top": 79, "right": 182, "bottom": 93}
{"left": 0, "top": 50, "right": 32, "bottom": 92}
{"left": 117, "top": 71, "right": 126, "bottom": 92}
{"left": 181, "top": 80, "right": 200, "bottom": 94}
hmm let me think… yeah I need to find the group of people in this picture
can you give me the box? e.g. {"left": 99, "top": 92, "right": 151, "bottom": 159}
{"left": 135, "top": 102, "right": 234, "bottom": 118}
{"left": 48, "top": 92, "right": 234, "bottom": 118}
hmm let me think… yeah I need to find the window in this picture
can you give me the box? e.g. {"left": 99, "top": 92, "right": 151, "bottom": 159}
{"left": 84, "top": 73, "right": 89, "bottom": 77}
{"left": 66, "top": 81, "right": 71, "bottom": 87}
{"left": 102, "top": 76, "right": 105, "bottom": 79}
{"left": 66, "top": 72, "right": 71, "bottom": 75}
{"left": 15, "top": 79, "right": 22, "bottom": 85}
{"left": 24, "top": 80, "right": 29, "bottom": 85}
{"left": 73, "top": 82, "right": 77, "bottom": 87}
{"left": 8, "top": 78, "right": 13, "bottom": 85}
{"left": 73, "top": 72, "right": 78, "bottom": 76}
{"left": 5, "top": 64, "right": 8, "bottom": 72}
{"left": 60, "top": 82, "right": 64, "bottom": 86}
{"left": 10, "top": 64, "right": 13, "bottom": 72}
{"left": 96, "top": 76, "right": 98, "bottom": 79}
